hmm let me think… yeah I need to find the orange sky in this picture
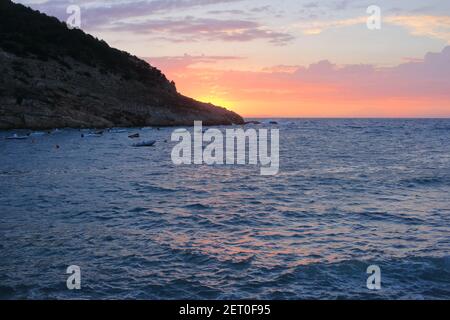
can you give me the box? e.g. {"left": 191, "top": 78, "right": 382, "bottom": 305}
{"left": 17, "top": 0, "right": 450, "bottom": 117}
{"left": 149, "top": 49, "right": 450, "bottom": 118}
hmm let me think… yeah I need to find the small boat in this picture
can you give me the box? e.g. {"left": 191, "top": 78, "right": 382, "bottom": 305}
{"left": 133, "top": 140, "right": 156, "bottom": 147}
{"left": 109, "top": 129, "right": 127, "bottom": 134}
{"left": 82, "top": 133, "right": 102, "bottom": 138}
{"left": 29, "top": 131, "right": 46, "bottom": 137}
{"left": 6, "top": 134, "right": 28, "bottom": 140}
{"left": 128, "top": 133, "right": 140, "bottom": 139}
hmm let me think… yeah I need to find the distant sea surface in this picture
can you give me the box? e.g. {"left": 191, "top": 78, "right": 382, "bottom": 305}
{"left": 1, "top": 119, "right": 449, "bottom": 299}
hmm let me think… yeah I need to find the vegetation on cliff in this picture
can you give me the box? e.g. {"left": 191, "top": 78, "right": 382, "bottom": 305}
{"left": 0, "top": 0, "right": 243, "bottom": 129}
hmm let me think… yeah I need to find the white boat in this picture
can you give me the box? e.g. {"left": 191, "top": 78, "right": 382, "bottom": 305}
{"left": 29, "top": 131, "right": 46, "bottom": 137}
{"left": 109, "top": 129, "right": 127, "bottom": 133}
{"left": 133, "top": 140, "right": 156, "bottom": 147}
{"left": 6, "top": 134, "right": 28, "bottom": 140}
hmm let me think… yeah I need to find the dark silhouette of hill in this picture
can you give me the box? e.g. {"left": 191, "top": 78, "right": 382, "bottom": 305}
{"left": 0, "top": 0, "right": 243, "bottom": 129}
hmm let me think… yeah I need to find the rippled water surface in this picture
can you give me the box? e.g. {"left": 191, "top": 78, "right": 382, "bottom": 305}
{"left": 1, "top": 119, "right": 449, "bottom": 299}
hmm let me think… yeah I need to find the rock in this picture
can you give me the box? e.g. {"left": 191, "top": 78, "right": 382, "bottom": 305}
{"left": 244, "top": 121, "right": 262, "bottom": 125}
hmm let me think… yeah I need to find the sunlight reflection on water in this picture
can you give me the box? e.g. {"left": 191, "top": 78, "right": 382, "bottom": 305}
{"left": 0, "top": 119, "right": 449, "bottom": 299}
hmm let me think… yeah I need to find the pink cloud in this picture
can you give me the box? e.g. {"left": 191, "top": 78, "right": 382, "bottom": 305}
{"left": 111, "top": 17, "right": 294, "bottom": 45}
{"left": 147, "top": 46, "right": 450, "bottom": 117}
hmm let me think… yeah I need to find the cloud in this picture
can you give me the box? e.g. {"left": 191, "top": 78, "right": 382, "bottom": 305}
{"left": 303, "top": 2, "right": 319, "bottom": 9}
{"left": 206, "top": 6, "right": 272, "bottom": 16}
{"left": 109, "top": 17, "right": 295, "bottom": 45}
{"left": 385, "top": 15, "right": 450, "bottom": 43}
{"left": 150, "top": 46, "right": 450, "bottom": 117}
{"left": 294, "top": 14, "right": 450, "bottom": 43}
{"left": 14, "top": 0, "right": 246, "bottom": 28}
{"left": 145, "top": 54, "right": 243, "bottom": 71}
{"left": 15, "top": 0, "right": 293, "bottom": 45}
{"left": 294, "top": 16, "right": 366, "bottom": 35}
{"left": 207, "top": 9, "right": 246, "bottom": 15}
{"left": 333, "top": 0, "right": 352, "bottom": 11}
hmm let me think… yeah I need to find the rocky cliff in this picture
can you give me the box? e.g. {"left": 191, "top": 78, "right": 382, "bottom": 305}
{"left": 0, "top": 0, "right": 244, "bottom": 129}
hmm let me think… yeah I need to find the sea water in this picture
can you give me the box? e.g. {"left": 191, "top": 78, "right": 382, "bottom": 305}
{"left": 0, "top": 119, "right": 449, "bottom": 299}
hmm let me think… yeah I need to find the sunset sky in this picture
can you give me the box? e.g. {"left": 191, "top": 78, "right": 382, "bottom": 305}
{"left": 15, "top": 0, "right": 450, "bottom": 117}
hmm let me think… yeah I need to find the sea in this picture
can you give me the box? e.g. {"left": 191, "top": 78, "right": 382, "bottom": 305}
{"left": 0, "top": 119, "right": 449, "bottom": 299}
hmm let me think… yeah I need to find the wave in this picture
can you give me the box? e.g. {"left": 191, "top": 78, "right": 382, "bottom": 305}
{"left": 400, "top": 176, "right": 450, "bottom": 187}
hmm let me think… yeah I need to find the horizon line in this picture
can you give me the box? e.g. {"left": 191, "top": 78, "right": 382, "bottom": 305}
{"left": 243, "top": 116, "right": 450, "bottom": 119}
